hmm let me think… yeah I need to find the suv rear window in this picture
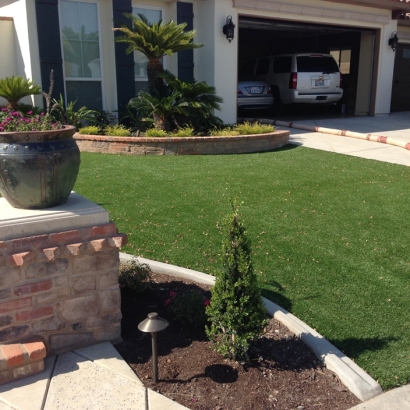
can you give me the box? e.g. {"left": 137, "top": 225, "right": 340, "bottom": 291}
{"left": 273, "top": 56, "right": 292, "bottom": 73}
{"left": 296, "top": 56, "right": 339, "bottom": 73}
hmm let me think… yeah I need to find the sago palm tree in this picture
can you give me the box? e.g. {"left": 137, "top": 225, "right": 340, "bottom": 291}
{"left": 113, "top": 13, "right": 203, "bottom": 94}
{"left": 0, "top": 76, "right": 41, "bottom": 110}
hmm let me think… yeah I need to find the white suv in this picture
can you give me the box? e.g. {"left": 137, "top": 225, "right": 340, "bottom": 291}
{"left": 241, "top": 53, "right": 343, "bottom": 111}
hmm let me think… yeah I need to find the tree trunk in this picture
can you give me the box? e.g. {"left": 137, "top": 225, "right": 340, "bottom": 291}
{"left": 147, "top": 58, "right": 164, "bottom": 95}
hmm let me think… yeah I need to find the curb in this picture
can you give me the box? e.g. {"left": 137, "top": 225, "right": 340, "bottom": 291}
{"left": 120, "top": 252, "right": 383, "bottom": 402}
{"left": 242, "top": 117, "right": 410, "bottom": 151}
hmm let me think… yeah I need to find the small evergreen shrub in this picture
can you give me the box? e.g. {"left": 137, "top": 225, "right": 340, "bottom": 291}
{"left": 173, "top": 126, "right": 195, "bottom": 137}
{"left": 78, "top": 125, "right": 100, "bottom": 135}
{"left": 234, "top": 121, "right": 274, "bottom": 135}
{"left": 209, "top": 127, "right": 239, "bottom": 136}
{"left": 105, "top": 124, "right": 132, "bottom": 136}
{"left": 206, "top": 200, "right": 268, "bottom": 360}
{"left": 119, "top": 259, "right": 152, "bottom": 294}
{"left": 144, "top": 128, "right": 169, "bottom": 137}
{"left": 165, "top": 290, "right": 210, "bottom": 327}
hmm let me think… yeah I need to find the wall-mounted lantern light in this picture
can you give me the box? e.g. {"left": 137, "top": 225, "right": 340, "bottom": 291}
{"left": 223, "top": 16, "right": 235, "bottom": 43}
{"left": 388, "top": 31, "right": 399, "bottom": 51}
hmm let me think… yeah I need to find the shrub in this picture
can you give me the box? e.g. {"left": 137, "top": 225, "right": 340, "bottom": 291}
{"left": 234, "top": 121, "right": 274, "bottom": 135}
{"left": 144, "top": 128, "right": 169, "bottom": 137}
{"left": 0, "top": 76, "right": 41, "bottom": 110}
{"left": 173, "top": 126, "right": 195, "bottom": 137}
{"left": 206, "top": 200, "right": 268, "bottom": 361}
{"left": 78, "top": 125, "right": 100, "bottom": 135}
{"left": 209, "top": 127, "right": 239, "bottom": 137}
{"left": 119, "top": 259, "right": 152, "bottom": 294}
{"left": 165, "top": 290, "right": 210, "bottom": 328}
{"left": 105, "top": 124, "right": 132, "bottom": 136}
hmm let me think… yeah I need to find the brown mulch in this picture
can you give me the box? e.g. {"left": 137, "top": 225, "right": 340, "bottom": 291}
{"left": 115, "top": 273, "right": 361, "bottom": 410}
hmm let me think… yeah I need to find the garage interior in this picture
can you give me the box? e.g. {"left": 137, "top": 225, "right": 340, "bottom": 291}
{"left": 238, "top": 17, "right": 378, "bottom": 116}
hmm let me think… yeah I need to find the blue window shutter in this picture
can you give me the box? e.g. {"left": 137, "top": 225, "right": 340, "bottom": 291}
{"left": 177, "top": 2, "right": 194, "bottom": 82}
{"left": 113, "top": 0, "right": 135, "bottom": 113}
{"left": 35, "top": 0, "right": 64, "bottom": 102}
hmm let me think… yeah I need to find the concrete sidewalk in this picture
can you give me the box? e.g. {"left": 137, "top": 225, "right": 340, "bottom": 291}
{"left": 272, "top": 111, "right": 410, "bottom": 167}
{"left": 0, "top": 342, "right": 189, "bottom": 410}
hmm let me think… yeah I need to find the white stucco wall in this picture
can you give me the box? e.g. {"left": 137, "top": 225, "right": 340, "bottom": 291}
{"left": 0, "top": 0, "right": 42, "bottom": 107}
{"left": 0, "top": 17, "right": 16, "bottom": 106}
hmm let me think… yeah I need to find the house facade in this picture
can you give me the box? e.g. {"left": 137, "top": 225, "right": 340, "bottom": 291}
{"left": 0, "top": 0, "right": 410, "bottom": 124}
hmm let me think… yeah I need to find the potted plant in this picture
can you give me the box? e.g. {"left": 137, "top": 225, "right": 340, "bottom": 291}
{"left": 0, "top": 73, "right": 80, "bottom": 209}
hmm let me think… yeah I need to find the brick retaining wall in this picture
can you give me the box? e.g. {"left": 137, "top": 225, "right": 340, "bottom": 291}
{"left": 0, "top": 223, "right": 127, "bottom": 356}
{"left": 73, "top": 130, "right": 290, "bottom": 155}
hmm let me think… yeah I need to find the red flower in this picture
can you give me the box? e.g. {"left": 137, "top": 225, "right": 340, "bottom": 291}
{"left": 204, "top": 299, "right": 210, "bottom": 307}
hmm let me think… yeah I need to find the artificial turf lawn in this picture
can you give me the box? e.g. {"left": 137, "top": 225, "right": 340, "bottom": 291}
{"left": 74, "top": 147, "right": 410, "bottom": 390}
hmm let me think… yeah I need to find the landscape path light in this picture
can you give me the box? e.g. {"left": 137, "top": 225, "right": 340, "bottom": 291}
{"left": 138, "top": 312, "right": 169, "bottom": 383}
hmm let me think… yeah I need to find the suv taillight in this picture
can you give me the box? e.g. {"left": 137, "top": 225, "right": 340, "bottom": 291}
{"left": 267, "top": 86, "right": 272, "bottom": 94}
{"left": 289, "top": 72, "right": 297, "bottom": 89}
{"left": 339, "top": 73, "right": 343, "bottom": 89}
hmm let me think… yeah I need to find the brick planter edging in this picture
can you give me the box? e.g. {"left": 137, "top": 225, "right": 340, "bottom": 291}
{"left": 73, "top": 130, "right": 290, "bottom": 155}
{"left": 0, "top": 338, "right": 46, "bottom": 385}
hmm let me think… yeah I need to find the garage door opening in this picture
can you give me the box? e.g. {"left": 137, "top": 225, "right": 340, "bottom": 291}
{"left": 238, "top": 17, "right": 377, "bottom": 117}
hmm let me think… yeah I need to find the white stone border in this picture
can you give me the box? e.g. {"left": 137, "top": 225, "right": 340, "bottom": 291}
{"left": 120, "top": 252, "right": 383, "bottom": 402}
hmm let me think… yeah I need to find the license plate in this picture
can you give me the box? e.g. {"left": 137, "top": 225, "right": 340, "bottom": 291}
{"left": 315, "top": 80, "right": 324, "bottom": 87}
{"left": 250, "top": 87, "right": 261, "bottom": 94}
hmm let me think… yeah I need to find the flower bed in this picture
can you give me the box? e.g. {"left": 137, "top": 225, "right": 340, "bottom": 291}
{"left": 73, "top": 130, "right": 290, "bottom": 155}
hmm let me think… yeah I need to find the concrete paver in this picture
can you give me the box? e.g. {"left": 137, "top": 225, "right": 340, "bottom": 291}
{"left": 43, "top": 351, "right": 146, "bottom": 410}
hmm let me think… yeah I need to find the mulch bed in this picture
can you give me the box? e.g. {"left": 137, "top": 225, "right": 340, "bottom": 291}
{"left": 115, "top": 273, "right": 361, "bottom": 410}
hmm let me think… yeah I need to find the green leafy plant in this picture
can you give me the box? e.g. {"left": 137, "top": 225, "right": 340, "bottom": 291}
{"left": 78, "top": 125, "right": 100, "bottom": 135}
{"left": 206, "top": 200, "right": 268, "bottom": 361}
{"left": 144, "top": 128, "right": 168, "bottom": 137}
{"left": 165, "top": 290, "right": 210, "bottom": 328}
{"left": 234, "top": 122, "right": 275, "bottom": 135}
{"left": 0, "top": 109, "right": 61, "bottom": 132}
{"left": 51, "top": 94, "right": 96, "bottom": 129}
{"left": 113, "top": 13, "right": 203, "bottom": 94}
{"left": 209, "top": 127, "right": 240, "bottom": 136}
{"left": 0, "top": 76, "right": 41, "bottom": 110}
{"left": 173, "top": 126, "right": 195, "bottom": 137}
{"left": 119, "top": 259, "right": 152, "bottom": 294}
{"left": 87, "top": 110, "right": 116, "bottom": 134}
{"left": 105, "top": 124, "right": 132, "bottom": 136}
{"left": 129, "top": 90, "right": 189, "bottom": 131}
{"left": 160, "top": 71, "right": 224, "bottom": 133}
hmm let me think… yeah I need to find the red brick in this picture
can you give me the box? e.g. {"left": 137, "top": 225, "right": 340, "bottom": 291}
{"left": 2, "top": 344, "right": 25, "bottom": 367}
{"left": 83, "top": 223, "right": 118, "bottom": 239}
{"left": 106, "top": 235, "right": 128, "bottom": 248}
{"left": 10, "top": 235, "right": 48, "bottom": 253}
{"left": 66, "top": 243, "right": 86, "bottom": 256}
{"left": 49, "top": 230, "right": 81, "bottom": 246}
{"left": 16, "top": 306, "right": 53, "bottom": 322}
{"left": 88, "top": 239, "right": 106, "bottom": 252}
{"left": 0, "top": 242, "right": 7, "bottom": 254}
{"left": 14, "top": 280, "right": 52, "bottom": 296}
{"left": 0, "top": 298, "right": 32, "bottom": 314}
{"left": 23, "top": 340, "right": 46, "bottom": 361}
{"left": 9, "top": 251, "right": 36, "bottom": 266}
{"left": 39, "top": 247, "right": 60, "bottom": 261}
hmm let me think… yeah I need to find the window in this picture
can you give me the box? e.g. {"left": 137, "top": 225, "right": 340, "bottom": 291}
{"left": 296, "top": 56, "right": 339, "bottom": 73}
{"left": 60, "top": 0, "right": 102, "bottom": 110}
{"left": 132, "top": 7, "right": 162, "bottom": 94}
{"left": 273, "top": 57, "right": 292, "bottom": 73}
{"left": 330, "top": 49, "right": 351, "bottom": 74}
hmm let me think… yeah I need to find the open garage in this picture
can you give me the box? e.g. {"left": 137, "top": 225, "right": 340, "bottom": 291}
{"left": 238, "top": 17, "right": 378, "bottom": 116}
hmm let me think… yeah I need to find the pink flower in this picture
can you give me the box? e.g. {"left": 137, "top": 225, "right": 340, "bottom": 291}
{"left": 27, "top": 111, "right": 33, "bottom": 115}
{"left": 170, "top": 291, "right": 177, "bottom": 297}
{"left": 164, "top": 299, "right": 171, "bottom": 307}
{"left": 204, "top": 299, "right": 210, "bottom": 307}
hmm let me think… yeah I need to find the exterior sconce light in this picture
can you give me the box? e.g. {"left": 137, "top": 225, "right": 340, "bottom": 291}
{"left": 388, "top": 32, "right": 399, "bottom": 51}
{"left": 138, "top": 312, "right": 169, "bottom": 383}
{"left": 223, "top": 16, "right": 235, "bottom": 43}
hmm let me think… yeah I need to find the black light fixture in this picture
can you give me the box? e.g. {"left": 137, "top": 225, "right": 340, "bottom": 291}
{"left": 223, "top": 16, "right": 235, "bottom": 43}
{"left": 388, "top": 31, "right": 399, "bottom": 51}
{"left": 138, "top": 312, "right": 169, "bottom": 383}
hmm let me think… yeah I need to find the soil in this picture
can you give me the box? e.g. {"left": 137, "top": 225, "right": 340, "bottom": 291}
{"left": 115, "top": 273, "right": 361, "bottom": 410}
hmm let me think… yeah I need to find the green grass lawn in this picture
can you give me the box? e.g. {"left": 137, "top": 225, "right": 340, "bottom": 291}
{"left": 74, "top": 147, "right": 410, "bottom": 390}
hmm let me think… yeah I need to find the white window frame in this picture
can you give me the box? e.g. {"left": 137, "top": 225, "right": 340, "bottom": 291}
{"left": 59, "top": 0, "right": 105, "bottom": 109}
